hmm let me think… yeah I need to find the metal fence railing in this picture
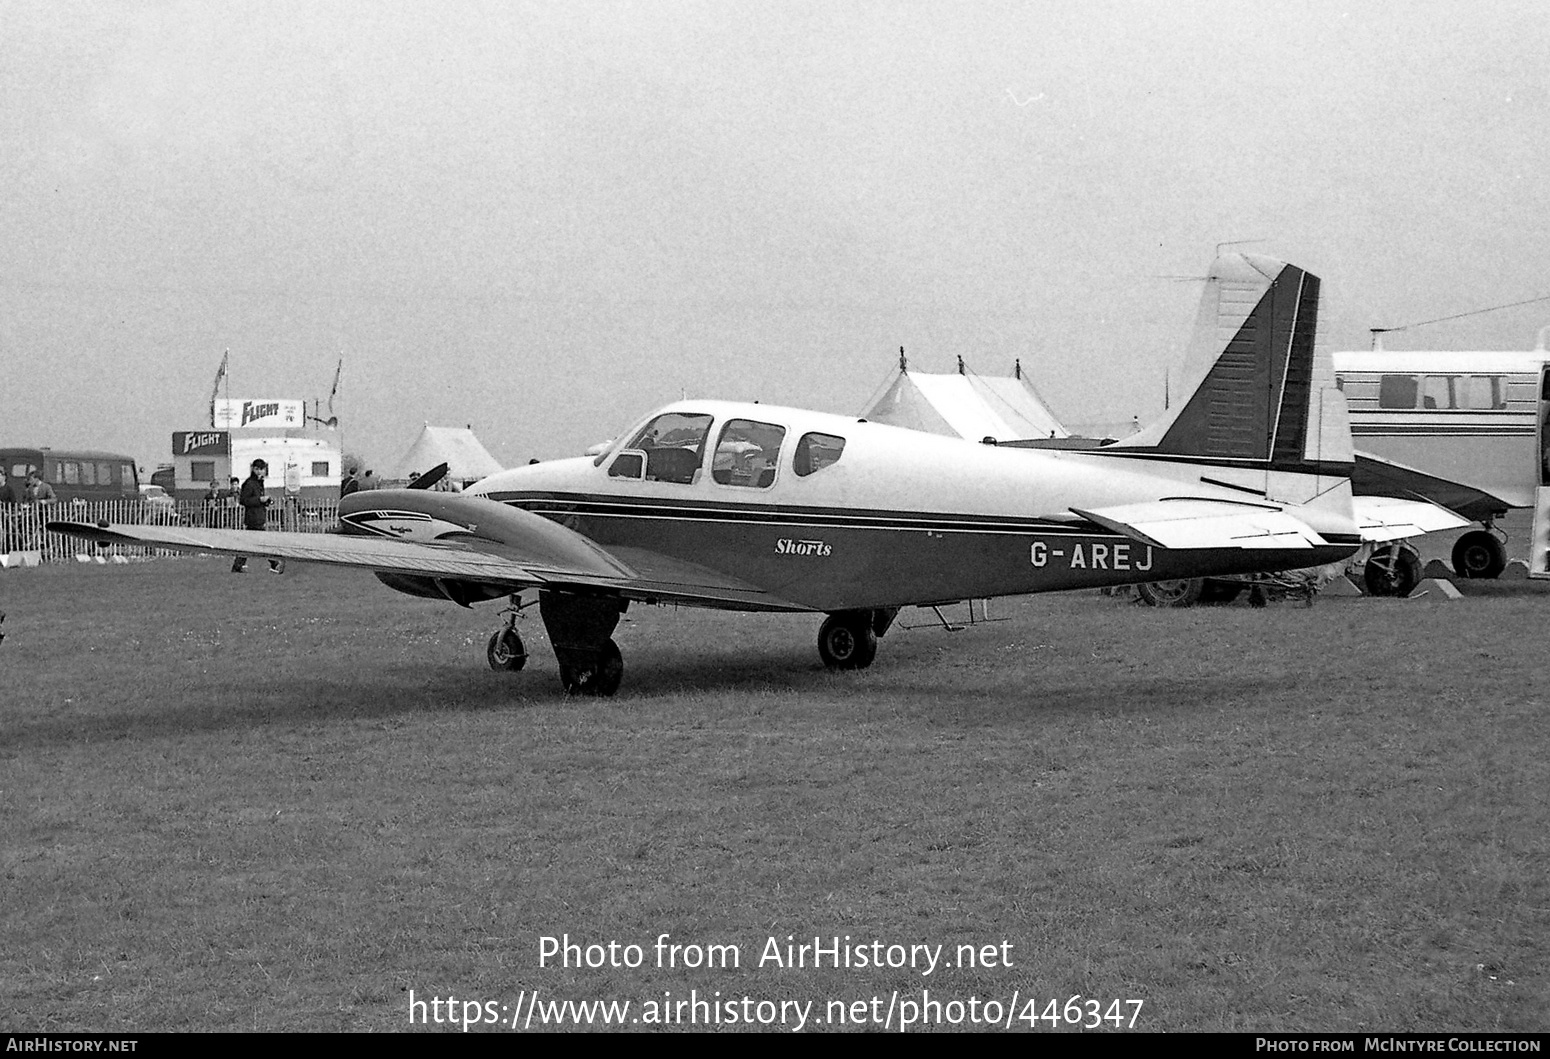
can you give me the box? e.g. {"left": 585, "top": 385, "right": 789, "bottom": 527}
{"left": 1, "top": 498, "right": 342, "bottom": 564}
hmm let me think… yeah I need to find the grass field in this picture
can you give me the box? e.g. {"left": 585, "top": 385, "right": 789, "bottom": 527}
{"left": 2, "top": 559, "right": 1547, "bottom": 1032}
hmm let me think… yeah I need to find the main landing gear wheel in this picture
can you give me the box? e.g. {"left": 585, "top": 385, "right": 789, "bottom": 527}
{"left": 1451, "top": 530, "right": 1507, "bottom": 580}
{"left": 818, "top": 613, "right": 878, "bottom": 670}
{"left": 486, "top": 628, "right": 527, "bottom": 671}
{"left": 559, "top": 638, "right": 624, "bottom": 697}
{"left": 1364, "top": 545, "right": 1422, "bottom": 597}
{"left": 1135, "top": 578, "right": 1205, "bottom": 607}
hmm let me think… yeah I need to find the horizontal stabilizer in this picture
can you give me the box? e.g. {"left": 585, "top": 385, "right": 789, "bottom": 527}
{"left": 1352, "top": 451, "right": 1514, "bottom": 524}
{"left": 1350, "top": 496, "right": 1470, "bottom": 543}
{"left": 1072, "top": 499, "right": 1326, "bottom": 551}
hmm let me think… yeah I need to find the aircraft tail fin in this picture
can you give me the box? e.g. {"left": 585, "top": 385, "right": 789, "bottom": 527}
{"left": 1115, "top": 253, "right": 1352, "bottom": 475}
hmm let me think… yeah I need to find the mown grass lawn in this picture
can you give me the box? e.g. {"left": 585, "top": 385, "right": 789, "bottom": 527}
{"left": 2, "top": 559, "right": 1546, "bottom": 1031}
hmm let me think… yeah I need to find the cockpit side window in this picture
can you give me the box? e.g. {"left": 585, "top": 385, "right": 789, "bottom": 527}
{"left": 711, "top": 419, "right": 785, "bottom": 488}
{"left": 608, "top": 412, "right": 712, "bottom": 484}
{"left": 793, "top": 432, "right": 846, "bottom": 477}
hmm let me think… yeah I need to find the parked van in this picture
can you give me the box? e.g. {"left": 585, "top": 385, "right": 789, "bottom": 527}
{"left": 0, "top": 447, "right": 141, "bottom": 503}
{"left": 1333, "top": 328, "right": 1550, "bottom": 583}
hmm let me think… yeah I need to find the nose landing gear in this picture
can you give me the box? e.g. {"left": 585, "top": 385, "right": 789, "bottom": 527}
{"left": 486, "top": 594, "right": 533, "bottom": 672}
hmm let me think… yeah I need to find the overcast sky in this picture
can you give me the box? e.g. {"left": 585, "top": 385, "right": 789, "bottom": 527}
{"left": 3, "top": 0, "right": 1547, "bottom": 469}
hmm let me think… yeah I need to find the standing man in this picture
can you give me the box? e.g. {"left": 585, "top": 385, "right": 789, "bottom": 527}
{"left": 231, "top": 459, "right": 283, "bottom": 574}
{"left": 202, "top": 480, "right": 222, "bottom": 526}
{"left": 24, "top": 471, "right": 56, "bottom": 505}
{"left": 340, "top": 466, "right": 360, "bottom": 499}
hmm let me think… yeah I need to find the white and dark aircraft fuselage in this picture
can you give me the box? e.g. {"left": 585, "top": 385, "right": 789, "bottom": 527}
{"left": 53, "top": 253, "right": 1464, "bottom": 695}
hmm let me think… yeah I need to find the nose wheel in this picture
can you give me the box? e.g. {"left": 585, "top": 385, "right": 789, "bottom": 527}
{"left": 487, "top": 594, "right": 533, "bottom": 672}
{"left": 487, "top": 628, "right": 527, "bottom": 671}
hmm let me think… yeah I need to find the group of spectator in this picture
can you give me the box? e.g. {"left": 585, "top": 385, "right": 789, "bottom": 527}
{"left": 0, "top": 469, "right": 57, "bottom": 505}
{"left": 339, "top": 467, "right": 380, "bottom": 497}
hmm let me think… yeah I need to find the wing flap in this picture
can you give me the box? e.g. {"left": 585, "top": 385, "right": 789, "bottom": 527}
{"left": 1072, "top": 499, "right": 1325, "bottom": 550}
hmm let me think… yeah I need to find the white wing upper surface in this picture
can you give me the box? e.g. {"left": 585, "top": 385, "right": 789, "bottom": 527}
{"left": 1349, "top": 496, "right": 1470, "bottom": 543}
{"left": 1071, "top": 499, "right": 1328, "bottom": 550}
{"left": 45, "top": 520, "right": 807, "bottom": 611}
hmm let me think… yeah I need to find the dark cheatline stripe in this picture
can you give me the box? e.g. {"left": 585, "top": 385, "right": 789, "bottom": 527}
{"left": 1351, "top": 425, "right": 1534, "bottom": 436}
{"left": 485, "top": 490, "right": 1112, "bottom": 537}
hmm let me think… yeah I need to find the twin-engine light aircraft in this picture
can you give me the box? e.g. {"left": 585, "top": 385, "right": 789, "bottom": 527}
{"left": 53, "top": 254, "right": 1461, "bottom": 696}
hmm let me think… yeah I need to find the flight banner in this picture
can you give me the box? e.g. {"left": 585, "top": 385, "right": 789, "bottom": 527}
{"left": 213, "top": 399, "right": 305, "bottom": 429}
{"left": 172, "top": 431, "right": 230, "bottom": 456}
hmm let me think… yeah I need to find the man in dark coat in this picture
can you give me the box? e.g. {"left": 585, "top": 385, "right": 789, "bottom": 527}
{"left": 231, "top": 459, "right": 283, "bottom": 574}
{"left": 340, "top": 467, "right": 360, "bottom": 499}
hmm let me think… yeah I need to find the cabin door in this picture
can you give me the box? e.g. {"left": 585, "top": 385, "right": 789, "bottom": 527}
{"left": 1530, "top": 364, "right": 1550, "bottom": 577}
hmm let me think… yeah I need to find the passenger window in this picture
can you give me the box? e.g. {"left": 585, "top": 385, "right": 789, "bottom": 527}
{"left": 120, "top": 462, "right": 137, "bottom": 488}
{"left": 1458, "top": 375, "right": 1502, "bottom": 410}
{"left": 1377, "top": 375, "right": 1418, "bottom": 409}
{"left": 97, "top": 462, "right": 115, "bottom": 484}
{"left": 793, "top": 432, "right": 847, "bottom": 477}
{"left": 711, "top": 419, "right": 785, "bottom": 488}
{"left": 1421, "top": 376, "right": 1452, "bottom": 410}
{"left": 80, "top": 462, "right": 97, "bottom": 486}
{"left": 622, "top": 412, "right": 712, "bottom": 484}
{"left": 62, "top": 462, "right": 82, "bottom": 485}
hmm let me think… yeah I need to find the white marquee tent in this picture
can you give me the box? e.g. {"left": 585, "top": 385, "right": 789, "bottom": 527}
{"left": 387, "top": 425, "right": 504, "bottom": 485}
{"left": 862, "top": 360, "right": 1069, "bottom": 442}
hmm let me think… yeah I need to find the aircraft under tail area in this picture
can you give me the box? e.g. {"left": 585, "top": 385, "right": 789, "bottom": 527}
{"left": 49, "top": 252, "right": 1454, "bottom": 697}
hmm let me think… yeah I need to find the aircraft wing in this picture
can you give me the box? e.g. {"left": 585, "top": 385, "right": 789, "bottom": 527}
{"left": 1070, "top": 499, "right": 1327, "bottom": 551}
{"left": 1352, "top": 451, "right": 1514, "bottom": 524}
{"left": 1349, "top": 496, "right": 1470, "bottom": 542}
{"left": 45, "top": 519, "right": 809, "bottom": 612}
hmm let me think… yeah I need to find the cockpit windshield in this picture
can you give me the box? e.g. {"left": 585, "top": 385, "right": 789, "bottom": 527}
{"left": 610, "top": 412, "right": 712, "bottom": 484}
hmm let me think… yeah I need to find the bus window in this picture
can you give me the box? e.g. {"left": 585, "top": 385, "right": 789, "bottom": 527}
{"left": 61, "top": 461, "right": 82, "bottom": 485}
{"left": 79, "top": 462, "right": 97, "bottom": 486}
{"left": 120, "top": 462, "right": 138, "bottom": 489}
{"left": 793, "top": 432, "right": 846, "bottom": 476}
{"left": 711, "top": 419, "right": 785, "bottom": 487}
{"left": 1421, "top": 376, "right": 1452, "bottom": 410}
{"left": 1458, "top": 375, "right": 1505, "bottom": 410}
{"left": 1378, "top": 375, "right": 1419, "bottom": 409}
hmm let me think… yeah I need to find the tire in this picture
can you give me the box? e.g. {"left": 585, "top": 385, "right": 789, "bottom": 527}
{"left": 560, "top": 638, "right": 623, "bottom": 696}
{"left": 818, "top": 613, "right": 878, "bottom": 670}
{"left": 1364, "top": 546, "right": 1422, "bottom": 597}
{"left": 1135, "top": 579, "right": 1206, "bottom": 607}
{"left": 1451, "top": 530, "right": 1507, "bottom": 580}
{"left": 486, "top": 629, "right": 527, "bottom": 672}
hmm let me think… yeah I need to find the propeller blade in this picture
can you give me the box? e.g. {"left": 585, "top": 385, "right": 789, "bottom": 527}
{"left": 407, "top": 463, "right": 449, "bottom": 490}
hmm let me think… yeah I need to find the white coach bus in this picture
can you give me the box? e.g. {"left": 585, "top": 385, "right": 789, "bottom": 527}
{"left": 1333, "top": 329, "right": 1550, "bottom": 581}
